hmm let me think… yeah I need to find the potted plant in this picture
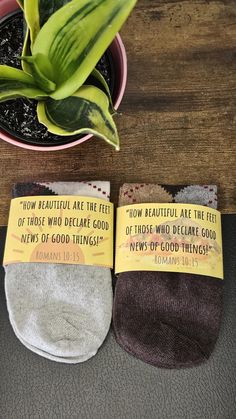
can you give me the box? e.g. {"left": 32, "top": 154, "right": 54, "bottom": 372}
{"left": 0, "top": 0, "right": 136, "bottom": 151}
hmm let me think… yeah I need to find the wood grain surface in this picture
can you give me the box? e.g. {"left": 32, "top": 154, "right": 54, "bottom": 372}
{"left": 0, "top": 0, "right": 236, "bottom": 224}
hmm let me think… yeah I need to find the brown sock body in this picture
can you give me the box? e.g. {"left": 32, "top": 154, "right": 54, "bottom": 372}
{"left": 113, "top": 184, "right": 223, "bottom": 368}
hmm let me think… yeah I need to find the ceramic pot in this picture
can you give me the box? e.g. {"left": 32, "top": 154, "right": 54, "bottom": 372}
{"left": 0, "top": 0, "right": 127, "bottom": 151}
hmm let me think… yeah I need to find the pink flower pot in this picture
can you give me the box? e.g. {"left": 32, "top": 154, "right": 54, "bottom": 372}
{"left": 0, "top": 0, "right": 127, "bottom": 151}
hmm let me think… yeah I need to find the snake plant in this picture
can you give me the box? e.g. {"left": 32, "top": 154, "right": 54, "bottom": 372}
{"left": 0, "top": 0, "right": 137, "bottom": 150}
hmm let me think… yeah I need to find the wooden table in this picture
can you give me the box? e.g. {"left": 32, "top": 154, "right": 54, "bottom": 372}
{"left": 0, "top": 0, "right": 236, "bottom": 225}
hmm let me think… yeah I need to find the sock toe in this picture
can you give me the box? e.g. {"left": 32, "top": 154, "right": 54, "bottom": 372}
{"left": 113, "top": 272, "right": 223, "bottom": 368}
{"left": 5, "top": 263, "right": 112, "bottom": 358}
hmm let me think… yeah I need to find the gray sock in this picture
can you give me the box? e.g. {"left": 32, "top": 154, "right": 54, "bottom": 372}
{"left": 5, "top": 181, "right": 112, "bottom": 363}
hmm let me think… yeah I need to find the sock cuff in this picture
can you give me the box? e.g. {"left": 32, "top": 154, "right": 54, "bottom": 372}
{"left": 12, "top": 181, "right": 110, "bottom": 202}
{"left": 119, "top": 184, "right": 217, "bottom": 209}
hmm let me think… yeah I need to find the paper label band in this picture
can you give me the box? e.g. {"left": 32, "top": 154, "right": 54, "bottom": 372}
{"left": 4, "top": 196, "right": 114, "bottom": 268}
{"left": 115, "top": 203, "right": 223, "bottom": 279}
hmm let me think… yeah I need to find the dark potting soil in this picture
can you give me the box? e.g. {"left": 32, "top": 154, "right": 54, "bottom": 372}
{"left": 0, "top": 11, "right": 114, "bottom": 146}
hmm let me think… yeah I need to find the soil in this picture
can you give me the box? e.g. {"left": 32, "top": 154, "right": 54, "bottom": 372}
{"left": 0, "top": 11, "right": 115, "bottom": 146}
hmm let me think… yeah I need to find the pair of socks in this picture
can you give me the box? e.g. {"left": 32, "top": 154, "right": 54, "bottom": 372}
{"left": 113, "top": 184, "right": 223, "bottom": 368}
{"left": 4, "top": 181, "right": 113, "bottom": 363}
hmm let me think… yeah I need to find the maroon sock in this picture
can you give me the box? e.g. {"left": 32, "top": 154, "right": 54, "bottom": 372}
{"left": 113, "top": 184, "right": 223, "bottom": 368}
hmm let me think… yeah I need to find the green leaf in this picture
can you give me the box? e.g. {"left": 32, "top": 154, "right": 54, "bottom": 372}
{"left": 0, "top": 65, "right": 46, "bottom": 102}
{"left": 21, "top": 28, "right": 32, "bottom": 73}
{"left": 32, "top": 0, "right": 136, "bottom": 100}
{"left": 24, "top": 0, "right": 73, "bottom": 48}
{"left": 24, "top": 0, "right": 40, "bottom": 46}
{"left": 37, "top": 85, "right": 119, "bottom": 150}
{"left": 38, "top": 1, "right": 74, "bottom": 27}
{"left": 90, "top": 68, "right": 115, "bottom": 113}
{"left": 21, "top": 54, "right": 56, "bottom": 93}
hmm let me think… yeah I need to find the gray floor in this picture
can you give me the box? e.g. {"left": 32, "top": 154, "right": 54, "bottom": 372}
{"left": 0, "top": 217, "right": 236, "bottom": 419}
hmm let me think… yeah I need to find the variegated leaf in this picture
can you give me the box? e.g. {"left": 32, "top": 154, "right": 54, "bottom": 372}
{"left": 38, "top": 0, "right": 74, "bottom": 28}
{"left": 21, "top": 54, "right": 56, "bottom": 93}
{"left": 0, "top": 65, "right": 46, "bottom": 102}
{"left": 31, "top": 0, "right": 136, "bottom": 99}
{"left": 21, "top": 28, "right": 32, "bottom": 73}
{"left": 37, "top": 85, "right": 119, "bottom": 149}
{"left": 90, "top": 68, "right": 115, "bottom": 113}
{"left": 24, "top": 0, "right": 73, "bottom": 48}
{"left": 24, "top": 0, "right": 40, "bottom": 46}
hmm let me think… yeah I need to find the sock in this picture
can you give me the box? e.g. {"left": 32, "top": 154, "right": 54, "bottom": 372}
{"left": 113, "top": 184, "right": 223, "bottom": 368}
{"left": 5, "top": 181, "right": 113, "bottom": 363}
{"left": 10, "top": 318, "right": 95, "bottom": 364}
{"left": 10, "top": 315, "right": 103, "bottom": 363}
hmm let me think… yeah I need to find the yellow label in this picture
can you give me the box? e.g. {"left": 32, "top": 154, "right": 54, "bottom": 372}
{"left": 115, "top": 203, "right": 223, "bottom": 279}
{"left": 4, "top": 196, "right": 113, "bottom": 268}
